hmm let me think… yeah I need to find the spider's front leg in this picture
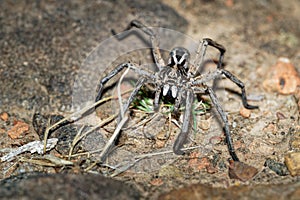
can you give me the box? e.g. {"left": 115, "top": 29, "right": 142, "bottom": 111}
{"left": 192, "top": 69, "right": 258, "bottom": 110}
{"left": 95, "top": 62, "right": 153, "bottom": 102}
{"left": 207, "top": 87, "right": 240, "bottom": 161}
{"left": 120, "top": 77, "right": 147, "bottom": 118}
{"left": 194, "top": 38, "right": 226, "bottom": 75}
{"left": 173, "top": 89, "right": 194, "bottom": 155}
{"left": 222, "top": 70, "right": 258, "bottom": 109}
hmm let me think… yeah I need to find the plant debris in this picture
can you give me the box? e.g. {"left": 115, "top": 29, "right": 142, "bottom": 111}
{"left": 20, "top": 154, "right": 73, "bottom": 167}
{"left": 228, "top": 160, "right": 259, "bottom": 182}
{"left": 0, "top": 138, "right": 58, "bottom": 162}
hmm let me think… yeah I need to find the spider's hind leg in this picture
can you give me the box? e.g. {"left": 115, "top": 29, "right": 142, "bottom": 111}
{"left": 112, "top": 20, "right": 165, "bottom": 69}
{"left": 95, "top": 63, "right": 129, "bottom": 102}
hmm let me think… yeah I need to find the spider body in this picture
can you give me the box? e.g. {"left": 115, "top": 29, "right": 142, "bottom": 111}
{"left": 95, "top": 20, "right": 258, "bottom": 161}
{"left": 157, "top": 48, "right": 190, "bottom": 102}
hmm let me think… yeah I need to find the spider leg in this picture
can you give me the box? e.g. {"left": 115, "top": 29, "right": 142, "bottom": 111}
{"left": 113, "top": 20, "right": 165, "bottom": 69}
{"left": 95, "top": 62, "right": 154, "bottom": 102}
{"left": 120, "top": 77, "right": 147, "bottom": 118}
{"left": 173, "top": 88, "right": 183, "bottom": 115}
{"left": 191, "top": 69, "right": 258, "bottom": 109}
{"left": 206, "top": 87, "right": 240, "bottom": 161}
{"left": 153, "top": 86, "right": 162, "bottom": 112}
{"left": 202, "top": 38, "right": 226, "bottom": 69}
{"left": 193, "top": 38, "right": 226, "bottom": 77}
{"left": 193, "top": 39, "right": 208, "bottom": 75}
{"left": 173, "top": 89, "right": 194, "bottom": 155}
{"left": 221, "top": 69, "right": 258, "bottom": 109}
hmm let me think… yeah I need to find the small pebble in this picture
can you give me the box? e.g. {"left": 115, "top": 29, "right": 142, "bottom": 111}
{"left": 198, "top": 119, "right": 211, "bottom": 130}
{"left": 276, "top": 111, "right": 286, "bottom": 120}
{"left": 290, "top": 131, "right": 300, "bottom": 150}
{"left": 150, "top": 178, "right": 164, "bottom": 186}
{"left": 285, "top": 152, "right": 300, "bottom": 176}
{"left": 0, "top": 112, "right": 9, "bottom": 121}
{"left": 209, "top": 136, "right": 222, "bottom": 145}
{"left": 7, "top": 121, "right": 30, "bottom": 139}
{"left": 159, "top": 165, "right": 182, "bottom": 178}
{"left": 240, "top": 107, "right": 251, "bottom": 118}
{"left": 264, "top": 158, "right": 289, "bottom": 176}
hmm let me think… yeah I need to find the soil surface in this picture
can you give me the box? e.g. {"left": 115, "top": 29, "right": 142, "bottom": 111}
{"left": 0, "top": 0, "right": 300, "bottom": 199}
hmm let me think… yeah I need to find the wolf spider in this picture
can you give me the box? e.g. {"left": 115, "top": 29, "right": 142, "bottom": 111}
{"left": 95, "top": 20, "right": 258, "bottom": 161}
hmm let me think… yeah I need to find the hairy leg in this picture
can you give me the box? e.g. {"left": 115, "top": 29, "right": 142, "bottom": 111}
{"left": 120, "top": 77, "right": 147, "bottom": 118}
{"left": 207, "top": 87, "right": 239, "bottom": 161}
{"left": 222, "top": 69, "right": 258, "bottom": 109}
{"left": 95, "top": 62, "right": 154, "bottom": 102}
{"left": 192, "top": 69, "right": 258, "bottom": 109}
{"left": 173, "top": 89, "right": 194, "bottom": 155}
{"left": 112, "top": 20, "right": 165, "bottom": 69}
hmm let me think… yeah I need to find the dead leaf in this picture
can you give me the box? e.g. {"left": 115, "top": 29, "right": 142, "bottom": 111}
{"left": 228, "top": 160, "right": 259, "bottom": 182}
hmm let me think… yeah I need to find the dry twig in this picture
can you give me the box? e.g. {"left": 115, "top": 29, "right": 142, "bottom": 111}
{"left": 1, "top": 138, "right": 58, "bottom": 162}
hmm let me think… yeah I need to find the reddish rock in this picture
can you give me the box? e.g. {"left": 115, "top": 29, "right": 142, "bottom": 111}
{"left": 228, "top": 160, "right": 259, "bottom": 182}
{"left": 240, "top": 107, "right": 251, "bottom": 118}
{"left": 150, "top": 178, "right": 164, "bottom": 186}
{"left": 7, "top": 120, "right": 30, "bottom": 139}
{"left": 0, "top": 112, "right": 9, "bottom": 121}
{"left": 263, "top": 58, "right": 300, "bottom": 95}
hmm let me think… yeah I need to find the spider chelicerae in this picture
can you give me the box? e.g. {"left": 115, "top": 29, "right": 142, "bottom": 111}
{"left": 95, "top": 20, "right": 258, "bottom": 162}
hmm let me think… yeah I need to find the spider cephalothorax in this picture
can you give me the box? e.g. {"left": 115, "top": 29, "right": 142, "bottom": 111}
{"left": 95, "top": 20, "right": 258, "bottom": 161}
{"left": 168, "top": 47, "right": 190, "bottom": 75}
{"left": 158, "top": 48, "right": 191, "bottom": 101}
